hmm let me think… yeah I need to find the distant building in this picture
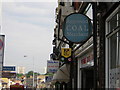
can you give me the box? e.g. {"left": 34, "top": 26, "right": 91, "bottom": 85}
{"left": 26, "top": 78, "right": 33, "bottom": 88}
{"left": 17, "top": 67, "right": 25, "bottom": 74}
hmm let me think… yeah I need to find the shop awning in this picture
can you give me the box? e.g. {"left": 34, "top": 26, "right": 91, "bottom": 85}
{"left": 52, "top": 64, "right": 70, "bottom": 83}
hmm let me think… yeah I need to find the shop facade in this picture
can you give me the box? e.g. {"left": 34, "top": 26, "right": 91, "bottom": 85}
{"left": 75, "top": 2, "right": 120, "bottom": 89}
{"left": 75, "top": 37, "right": 94, "bottom": 89}
{"left": 53, "top": 1, "right": 120, "bottom": 89}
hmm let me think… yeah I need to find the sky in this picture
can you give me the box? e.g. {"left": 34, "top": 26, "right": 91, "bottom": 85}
{"left": 1, "top": 0, "right": 57, "bottom": 74}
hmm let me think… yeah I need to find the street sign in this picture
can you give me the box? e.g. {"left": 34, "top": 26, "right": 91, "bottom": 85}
{"left": 61, "top": 48, "right": 71, "bottom": 58}
{"left": 3, "top": 66, "right": 16, "bottom": 71}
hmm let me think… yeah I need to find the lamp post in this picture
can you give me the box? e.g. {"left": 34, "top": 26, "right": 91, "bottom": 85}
{"left": 24, "top": 55, "right": 35, "bottom": 89}
{"left": 32, "top": 56, "right": 35, "bottom": 89}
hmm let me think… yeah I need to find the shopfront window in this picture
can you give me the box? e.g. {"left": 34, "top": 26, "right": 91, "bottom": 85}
{"left": 118, "top": 31, "right": 120, "bottom": 67}
{"left": 118, "top": 9, "right": 120, "bottom": 26}
{"left": 108, "top": 14, "right": 117, "bottom": 33}
{"left": 110, "top": 33, "right": 117, "bottom": 69}
{"left": 106, "top": 6, "right": 120, "bottom": 88}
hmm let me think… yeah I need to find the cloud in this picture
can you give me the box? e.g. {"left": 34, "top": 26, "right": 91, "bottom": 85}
{"left": 3, "top": 14, "right": 55, "bottom": 28}
{"left": 3, "top": 16, "right": 53, "bottom": 52}
{"left": 2, "top": 2, "right": 56, "bottom": 17}
{"left": 2, "top": 2, "right": 56, "bottom": 73}
{"left": 3, "top": 18, "right": 53, "bottom": 73}
{"left": 2, "top": 2, "right": 57, "bottom": 27}
{"left": 2, "top": 0, "right": 57, "bottom": 2}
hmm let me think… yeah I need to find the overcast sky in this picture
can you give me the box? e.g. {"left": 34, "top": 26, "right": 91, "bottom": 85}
{"left": 1, "top": 0, "right": 57, "bottom": 74}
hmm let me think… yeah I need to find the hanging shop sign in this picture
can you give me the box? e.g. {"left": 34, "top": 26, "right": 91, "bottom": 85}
{"left": 61, "top": 48, "right": 71, "bottom": 58}
{"left": 63, "top": 13, "right": 92, "bottom": 43}
{"left": 47, "top": 60, "right": 59, "bottom": 73}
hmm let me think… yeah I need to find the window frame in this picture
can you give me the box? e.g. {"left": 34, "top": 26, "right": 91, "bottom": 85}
{"left": 106, "top": 6, "right": 120, "bottom": 88}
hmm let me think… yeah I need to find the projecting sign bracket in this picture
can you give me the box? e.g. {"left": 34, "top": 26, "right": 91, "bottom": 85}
{"left": 58, "top": 38, "right": 70, "bottom": 45}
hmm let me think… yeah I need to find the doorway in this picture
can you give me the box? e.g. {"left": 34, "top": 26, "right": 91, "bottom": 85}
{"left": 81, "top": 68, "right": 94, "bottom": 90}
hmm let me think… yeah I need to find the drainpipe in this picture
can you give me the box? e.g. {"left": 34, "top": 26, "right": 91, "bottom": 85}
{"left": 92, "top": 2, "right": 98, "bottom": 89}
{"left": 69, "top": 42, "right": 73, "bottom": 90}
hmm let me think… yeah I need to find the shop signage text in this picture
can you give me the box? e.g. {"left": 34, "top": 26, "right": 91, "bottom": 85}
{"left": 3, "top": 66, "right": 16, "bottom": 71}
{"left": 63, "top": 13, "right": 92, "bottom": 43}
{"left": 47, "top": 60, "right": 59, "bottom": 73}
{"left": 80, "top": 51, "right": 94, "bottom": 68}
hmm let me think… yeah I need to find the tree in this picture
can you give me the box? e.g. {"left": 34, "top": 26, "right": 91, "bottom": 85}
{"left": 16, "top": 73, "right": 24, "bottom": 78}
{"left": 25, "top": 71, "right": 33, "bottom": 78}
{"left": 25, "top": 71, "right": 40, "bottom": 78}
